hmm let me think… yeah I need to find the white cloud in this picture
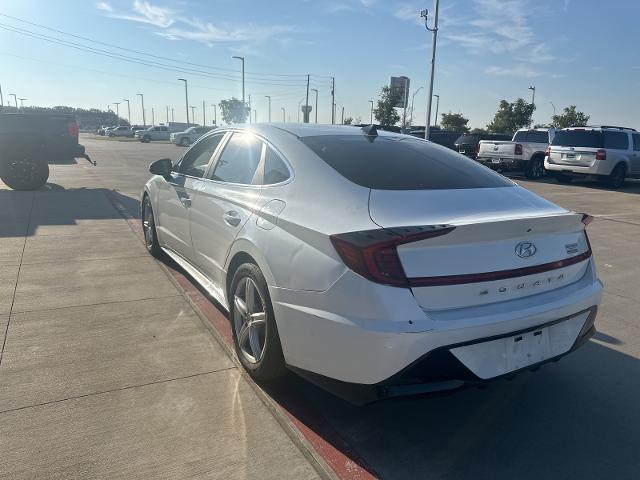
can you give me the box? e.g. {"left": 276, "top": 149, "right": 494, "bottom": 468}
{"left": 95, "top": 1, "right": 113, "bottom": 12}
{"left": 103, "top": 0, "right": 176, "bottom": 28}
{"left": 484, "top": 64, "right": 542, "bottom": 78}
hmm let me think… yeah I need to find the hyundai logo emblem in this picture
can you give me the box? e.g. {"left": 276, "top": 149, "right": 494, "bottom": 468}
{"left": 515, "top": 241, "right": 537, "bottom": 258}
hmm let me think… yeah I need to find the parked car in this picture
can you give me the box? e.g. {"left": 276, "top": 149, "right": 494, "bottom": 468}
{"left": 0, "top": 113, "right": 93, "bottom": 190}
{"left": 135, "top": 125, "right": 170, "bottom": 142}
{"left": 130, "top": 125, "right": 146, "bottom": 136}
{"left": 97, "top": 125, "right": 110, "bottom": 136}
{"left": 476, "top": 128, "right": 556, "bottom": 179}
{"left": 171, "top": 126, "right": 215, "bottom": 146}
{"left": 409, "top": 128, "right": 465, "bottom": 150}
{"left": 141, "top": 124, "right": 602, "bottom": 403}
{"left": 455, "top": 132, "right": 512, "bottom": 159}
{"left": 108, "top": 125, "right": 132, "bottom": 138}
{"left": 545, "top": 126, "right": 640, "bottom": 188}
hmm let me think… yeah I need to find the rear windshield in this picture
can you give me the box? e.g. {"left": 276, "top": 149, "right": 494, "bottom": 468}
{"left": 455, "top": 134, "right": 479, "bottom": 145}
{"left": 513, "top": 131, "right": 549, "bottom": 143}
{"left": 552, "top": 130, "right": 602, "bottom": 148}
{"left": 300, "top": 135, "right": 513, "bottom": 190}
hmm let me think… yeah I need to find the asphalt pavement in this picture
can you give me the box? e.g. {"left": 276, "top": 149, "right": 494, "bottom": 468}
{"left": 1, "top": 134, "right": 639, "bottom": 479}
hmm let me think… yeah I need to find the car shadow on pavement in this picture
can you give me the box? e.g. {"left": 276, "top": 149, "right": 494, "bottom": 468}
{"left": 273, "top": 340, "right": 640, "bottom": 480}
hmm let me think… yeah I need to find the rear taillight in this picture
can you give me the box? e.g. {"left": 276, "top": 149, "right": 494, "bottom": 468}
{"left": 330, "top": 225, "right": 455, "bottom": 287}
{"left": 595, "top": 149, "right": 606, "bottom": 160}
{"left": 514, "top": 144, "right": 523, "bottom": 155}
{"left": 545, "top": 146, "right": 550, "bottom": 157}
{"left": 475, "top": 143, "right": 480, "bottom": 155}
{"left": 67, "top": 121, "right": 79, "bottom": 137}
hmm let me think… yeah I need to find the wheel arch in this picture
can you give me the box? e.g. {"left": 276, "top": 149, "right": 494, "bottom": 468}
{"left": 224, "top": 239, "right": 277, "bottom": 306}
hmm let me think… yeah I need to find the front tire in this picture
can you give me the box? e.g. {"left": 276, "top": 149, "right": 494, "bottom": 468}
{"left": 0, "top": 155, "right": 49, "bottom": 190}
{"left": 142, "top": 196, "right": 162, "bottom": 258}
{"left": 143, "top": 135, "right": 151, "bottom": 143}
{"left": 525, "top": 156, "right": 545, "bottom": 180}
{"left": 230, "top": 264, "right": 286, "bottom": 382}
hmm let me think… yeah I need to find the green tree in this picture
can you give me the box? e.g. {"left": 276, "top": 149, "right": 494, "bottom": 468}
{"left": 343, "top": 116, "right": 353, "bottom": 125}
{"left": 552, "top": 105, "right": 590, "bottom": 128}
{"left": 373, "top": 86, "right": 401, "bottom": 127}
{"left": 487, "top": 98, "right": 535, "bottom": 133}
{"left": 440, "top": 112, "right": 470, "bottom": 132}
{"left": 219, "top": 97, "right": 249, "bottom": 124}
{"left": 470, "top": 128, "right": 488, "bottom": 134}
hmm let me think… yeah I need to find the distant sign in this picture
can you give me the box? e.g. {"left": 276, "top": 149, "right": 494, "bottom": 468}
{"left": 390, "top": 76, "right": 410, "bottom": 109}
{"left": 301, "top": 105, "right": 312, "bottom": 113}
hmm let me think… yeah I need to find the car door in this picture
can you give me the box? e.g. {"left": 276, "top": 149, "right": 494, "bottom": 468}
{"left": 154, "top": 133, "right": 225, "bottom": 260}
{"left": 631, "top": 133, "right": 640, "bottom": 175}
{"left": 189, "top": 131, "right": 265, "bottom": 285}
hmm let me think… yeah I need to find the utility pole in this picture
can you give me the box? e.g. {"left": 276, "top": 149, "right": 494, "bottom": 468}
{"left": 123, "top": 99, "right": 131, "bottom": 124}
{"left": 136, "top": 93, "right": 146, "bottom": 126}
{"left": 281, "top": 107, "right": 285, "bottom": 123}
{"left": 113, "top": 102, "right": 120, "bottom": 120}
{"left": 211, "top": 104, "right": 217, "bottom": 125}
{"left": 202, "top": 100, "right": 206, "bottom": 125}
{"left": 18, "top": 98, "right": 26, "bottom": 108}
{"left": 232, "top": 56, "right": 245, "bottom": 104}
{"left": 265, "top": 95, "right": 271, "bottom": 122}
{"left": 341, "top": 106, "right": 344, "bottom": 124}
{"left": 178, "top": 79, "right": 189, "bottom": 126}
{"left": 166, "top": 105, "right": 169, "bottom": 123}
{"left": 151, "top": 107, "right": 155, "bottom": 126}
{"left": 433, "top": 94, "right": 440, "bottom": 127}
{"left": 304, "top": 74, "right": 310, "bottom": 123}
{"left": 421, "top": 1, "right": 439, "bottom": 140}
{"left": 171, "top": 108, "right": 174, "bottom": 122}
{"left": 10, "top": 93, "right": 17, "bottom": 108}
{"left": 311, "top": 88, "right": 318, "bottom": 123}
{"left": 528, "top": 85, "right": 536, "bottom": 127}
{"left": 190, "top": 106, "right": 196, "bottom": 123}
{"left": 331, "top": 77, "right": 336, "bottom": 124}
{"left": 369, "top": 100, "right": 374, "bottom": 124}
{"left": 410, "top": 86, "right": 424, "bottom": 126}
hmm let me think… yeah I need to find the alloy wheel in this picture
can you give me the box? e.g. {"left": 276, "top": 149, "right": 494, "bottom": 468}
{"left": 233, "top": 277, "right": 267, "bottom": 364}
{"left": 142, "top": 201, "right": 154, "bottom": 249}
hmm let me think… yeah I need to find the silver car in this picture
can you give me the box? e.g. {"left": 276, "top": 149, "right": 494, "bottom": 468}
{"left": 170, "top": 126, "right": 215, "bottom": 147}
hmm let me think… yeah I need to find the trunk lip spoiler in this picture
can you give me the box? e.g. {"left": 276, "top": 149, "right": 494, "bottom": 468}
{"left": 408, "top": 248, "right": 591, "bottom": 288}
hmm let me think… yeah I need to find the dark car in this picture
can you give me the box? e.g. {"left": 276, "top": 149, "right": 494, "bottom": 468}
{"left": 0, "top": 113, "right": 92, "bottom": 190}
{"left": 408, "top": 128, "right": 464, "bottom": 151}
{"left": 454, "top": 132, "right": 512, "bottom": 159}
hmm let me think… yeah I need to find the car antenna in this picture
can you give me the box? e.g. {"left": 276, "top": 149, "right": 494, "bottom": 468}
{"left": 361, "top": 124, "right": 378, "bottom": 136}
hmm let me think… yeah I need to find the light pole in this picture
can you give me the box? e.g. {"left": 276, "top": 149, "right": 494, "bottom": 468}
{"left": 549, "top": 101, "right": 556, "bottom": 116}
{"left": 18, "top": 98, "right": 26, "bottom": 108}
{"left": 421, "top": 1, "right": 439, "bottom": 140}
{"left": 122, "top": 99, "right": 131, "bottom": 124}
{"left": 202, "top": 100, "right": 206, "bottom": 125}
{"left": 113, "top": 102, "right": 120, "bottom": 121}
{"left": 368, "top": 100, "right": 374, "bottom": 124}
{"left": 211, "top": 103, "right": 217, "bottom": 125}
{"left": 166, "top": 105, "right": 169, "bottom": 123}
{"left": 178, "top": 79, "right": 189, "bottom": 126}
{"left": 341, "top": 106, "right": 345, "bottom": 124}
{"left": 232, "top": 56, "right": 245, "bottom": 104}
{"left": 281, "top": 107, "right": 286, "bottom": 123}
{"left": 528, "top": 85, "right": 536, "bottom": 127}
{"left": 265, "top": 95, "right": 271, "bottom": 122}
{"left": 410, "top": 86, "right": 424, "bottom": 126}
{"left": 136, "top": 93, "right": 146, "bottom": 127}
{"left": 433, "top": 94, "right": 440, "bottom": 127}
{"left": 171, "top": 108, "right": 174, "bottom": 122}
{"left": 9, "top": 93, "right": 17, "bottom": 108}
{"left": 151, "top": 107, "right": 155, "bottom": 126}
{"left": 190, "top": 106, "right": 196, "bottom": 123}
{"left": 311, "top": 88, "right": 318, "bottom": 123}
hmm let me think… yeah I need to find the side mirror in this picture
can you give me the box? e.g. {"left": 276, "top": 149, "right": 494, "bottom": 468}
{"left": 149, "top": 158, "right": 173, "bottom": 179}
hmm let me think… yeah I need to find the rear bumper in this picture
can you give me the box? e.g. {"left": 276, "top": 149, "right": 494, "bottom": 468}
{"left": 477, "top": 156, "right": 527, "bottom": 171}
{"left": 272, "top": 259, "right": 603, "bottom": 388}
{"left": 545, "top": 158, "right": 613, "bottom": 176}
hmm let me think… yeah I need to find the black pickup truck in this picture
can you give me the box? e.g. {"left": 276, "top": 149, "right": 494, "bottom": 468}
{"left": 0, "top": 113, "right": 93, "bottom": 190}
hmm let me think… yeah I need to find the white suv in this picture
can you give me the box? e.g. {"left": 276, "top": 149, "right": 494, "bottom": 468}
{"left": 545, "top": 126, "right": 640, "bottom": 188}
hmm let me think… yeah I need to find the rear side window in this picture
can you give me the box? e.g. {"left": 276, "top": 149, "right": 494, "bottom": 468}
{"left": 300, "top": 135, "right": 513, "bottom": 190}
{"left": 603, "top": 131, "right": 629, "bottom": 150}
{"left": 263, "top": 148, "right": 290, "bottom": 184}
{"left": 211, "top": 133, "right": 264, "bottom": 185}
{"left": 633, "top": 134, "right": 640, "bottom": 151}
{"left": 552, "top": 130, "right": 603, "bottom": 148}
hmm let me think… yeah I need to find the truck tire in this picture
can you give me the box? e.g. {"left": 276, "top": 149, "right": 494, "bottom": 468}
{"left": 0, "top": 155, "right": 49, "bottom": 190}
{"left": 525, "top": 155, "right": 545, "bottom": 180}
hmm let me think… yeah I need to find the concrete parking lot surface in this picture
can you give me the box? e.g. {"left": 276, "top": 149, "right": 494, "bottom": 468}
{"left": 1, "top": 134, "right": 639, "bottom": 479}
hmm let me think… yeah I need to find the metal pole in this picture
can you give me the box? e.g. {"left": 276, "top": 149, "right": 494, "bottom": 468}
{"left": 166, "top": 105, "right": 169, "bottom": 123}
{"left": 178, "top": 79, "right": 189, "bottom": 126}
{"left": 137, "top": 93, "right": 145, "bottom": 126}
{"left": 211, "top": 104, "right": 217, "bottom": 125}
{"left": 202, "top": 100, "right": 206, "bottom": 125}
{"left": 549, "top": 101, "right": 556, "bottom": 116}
{"left": 422, "top": 1, "right": 439, "bottom": 140}
{"left": 114, "top": 102, "right": 120, "bottom": 120}
{"left": 311, "top": 89, "right": 318, "bottom": 123}
{"left": 281, "top": 107, "right": 285, "bottom": 123}
{"left": 232, "top": 56, "right": 245, "bottom": 104}
{"left": 331, "top": 77, "right": 335, "bottom": 124}
{"left": 433, "top": 94, "right": 440, "bottom": 127}
{"left": 0, "top": 83, "right": 3, "bottom": 110}
{"left": 528, "top": 85, "right": 536, "bottom": 127}
{"left": 123, "top": 99, "right": 131, "bottom": 124}
{"left": 369, "top": 100, "right": 374, "bottom": 124}
{"left": 305, "top": 74, "right": 310, "bottom": 123}
{"left": 253, "top": 109, "right": 257, "bottom": 123}
{"left": 410, "top": 87, "right": 423, "bottom": 126}
{"left": 171, "top": 108, "right": 174, "bottom": 122}
{"left": 190, "top": 106, "right": 195, "bottom": 123}
{"left": 341, "top": 106, "right": 344, "bottom": 124}
{"left": 151, "top": 107, "right": 155, "bottom": 126}
{"left": 298, "top": 97, "right": 304, "bottom": 123}
{"left": 265, "top": 95, "right": 271, "bottom": 122}
{"left": 10, "top": 93, "right": 17, "bottom": 108}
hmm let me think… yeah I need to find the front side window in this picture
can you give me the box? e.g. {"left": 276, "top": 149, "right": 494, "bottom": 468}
{"left": 210, "top": 133, "right": 264, "bottom": 185}
{"left": 178, "top": 134, "right": 224, "bottom": 178}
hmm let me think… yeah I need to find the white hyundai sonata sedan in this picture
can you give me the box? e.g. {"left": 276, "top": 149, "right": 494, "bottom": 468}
{"left": 142, "top": 124, "right": 602, "bottom": 402}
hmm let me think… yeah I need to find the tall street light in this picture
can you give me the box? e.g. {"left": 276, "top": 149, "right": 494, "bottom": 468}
{"left": 178, "top": 79, "right": 189, "bottom": 126}
{"left": 433, "top": 94, "right": 440, "bottom": 127}
{"left": 18, "top": 98, "right": 26, "bottom": 108}
{"left": 368, "top": 100, "right": 374, "bottom": 124}
{"left": 136, "top": 93, "right": 146, "bottom": 126}
{"left": 9, "top": 93, "right": 17, "bottom": 108}
{"left": 311, "top": 88, "right": 318, "bottom": 123}
{"left": 211, "top": 103, "right": 217, "bottom": 125}
{"left": 410, "top": 86, "right": 424, "bottom": 126}
{"left": 113, "top": 102, "right": 120, "bottom": 120}
{"left": 190, "top": 105, "right": 196, "bottom": 123}
{"left": 122, "top": 99, "right": 131, "bottom": 124}
{"left": 202, "top": 100, "right": 206, "bottom": 125}
{"left": 528, "top": 85, "right": 536, "bottom": 127}
{"left": 232, "top": 56, "right": 245, "bottom": 104}
{"left": 421, "top": 1, "right": 439, "bottom": 140}
{"left": 265, "top": 95, "right": 271, "bottom": 122}
{"left": 281, "top": 107, "right": 286, "bottom": 123}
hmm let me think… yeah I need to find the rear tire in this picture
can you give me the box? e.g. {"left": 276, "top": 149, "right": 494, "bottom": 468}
{"left": 525, "top": 156, "right": 545, "bottom": 180}
{"left": 143, "top": 135, "right": 151, "bottom": 143}
{"left": 230, "top": 263, "right": 287, "bottom": 382}
{"left": 142, "top": 196, "right": 163, "bottom": 258}
{"left": 556, "top": 174, "right": 573, "bottom": 184}
{"left": 0, "top": 155, "right": 49, "bottom": 190}
{"left": 607, "top": 164, "right": 626, "bottom": 189}
{"left": 179, "top": 137, "right": 190, "bottom": 147}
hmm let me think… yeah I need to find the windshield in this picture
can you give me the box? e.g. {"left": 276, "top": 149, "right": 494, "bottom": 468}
{"left": 552, "top": 130, "right": 603, "bottom": 148}
{"left": 455, "top": 134, "right": 480, "bottom": 144}
{"left": 301, "top": 135, "right": 513, "bottom": 190}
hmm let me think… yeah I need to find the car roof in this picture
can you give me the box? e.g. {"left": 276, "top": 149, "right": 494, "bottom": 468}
{"left": 223, "top": 123, "right": 407, "bottom": 140}
{"left": 563, "top": 125, "right": 636, "bottom": 132}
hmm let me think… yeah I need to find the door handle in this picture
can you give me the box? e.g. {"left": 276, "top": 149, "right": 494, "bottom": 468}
{"left": 180, "top": 197, "right": 191, "bottom": 208}
{"left": 223, "top": 211, "right": 241, "bottom": 227}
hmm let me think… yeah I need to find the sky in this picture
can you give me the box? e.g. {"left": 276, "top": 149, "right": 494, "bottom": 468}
{"left": 0, "top": 0, "right": 638, "bottom": 129}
